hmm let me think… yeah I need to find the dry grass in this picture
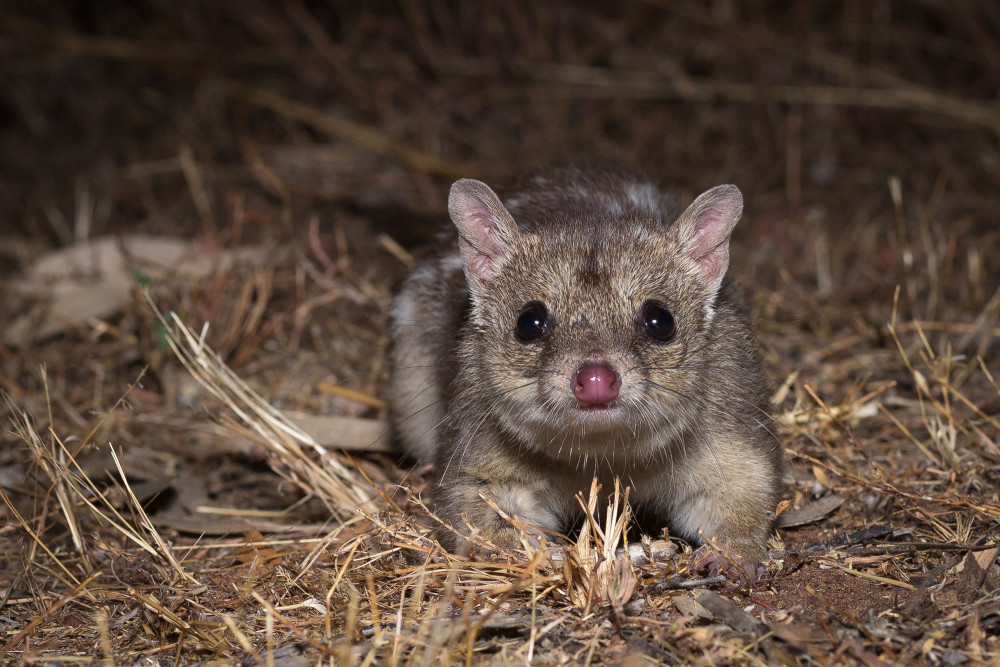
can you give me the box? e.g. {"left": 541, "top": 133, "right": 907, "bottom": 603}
{"left": 2, "top": 2, "right": 1000, "bottom": 664}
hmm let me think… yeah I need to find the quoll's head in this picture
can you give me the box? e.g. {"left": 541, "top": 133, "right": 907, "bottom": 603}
{"left": 448, "top": 177, "right": 744, "bottom": 456}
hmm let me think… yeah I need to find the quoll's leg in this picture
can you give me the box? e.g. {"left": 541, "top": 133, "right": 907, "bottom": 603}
{"left": 435, "top": 474, "right": 562, "bottom": 551}
{"left": 660, "top": 447, "right": 778, "bottom": 583}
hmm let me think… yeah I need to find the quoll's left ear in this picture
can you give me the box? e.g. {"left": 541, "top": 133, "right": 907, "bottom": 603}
{"left": 673, "top": 184, "right": 744, "bottom": 298}
{"left": 448, "top": 178, "right": 521, "bottom": 286}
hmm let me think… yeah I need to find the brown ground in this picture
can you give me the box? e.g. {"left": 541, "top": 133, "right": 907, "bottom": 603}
{"left": 2, "top": 2, "right": 1000, "bottom": 665}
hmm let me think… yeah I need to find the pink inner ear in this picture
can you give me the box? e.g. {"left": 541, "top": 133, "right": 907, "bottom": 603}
{"left": 463, "top": 212, "right": 503, "bottom": 258}
{"left": 689, "top": 206, "right": 734, "bottom": 289}
{"left": 679, "top": 185, "right": 743, "bottom": 293}
{"left": 696, "top": 243, "right": 730, "bottom": 287}
{"left": 689, "top": 198, "right": 740, "bottom": 261}
{"left": 454, "top": 201, "right": 504, "bottom": 281}
{"left": 459, "top": 237, "right": 493, "bottom": 279}
{"left": 449, "top": 179, "right": 518, "bottom": 282}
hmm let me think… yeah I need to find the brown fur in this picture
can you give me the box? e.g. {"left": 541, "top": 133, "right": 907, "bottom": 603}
{"left": 387, "top": 166, "right": 783, "bottom": 562}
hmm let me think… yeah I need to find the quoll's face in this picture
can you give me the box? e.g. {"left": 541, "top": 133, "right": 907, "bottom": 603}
{"left": 471, "top": 221, "right": 716, "bottom": 455}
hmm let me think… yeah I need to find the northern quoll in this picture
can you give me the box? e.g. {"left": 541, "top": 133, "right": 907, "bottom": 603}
{"left": 387, "top": 167, "right": 783, "bottom": 579}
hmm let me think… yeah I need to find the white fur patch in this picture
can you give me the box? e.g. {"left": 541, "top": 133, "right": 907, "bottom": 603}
{"left": 625, "top": 181, "right": 662, "bottom": 215}
{"left": 495, "top": 486, "right": 561, "bottom": 533}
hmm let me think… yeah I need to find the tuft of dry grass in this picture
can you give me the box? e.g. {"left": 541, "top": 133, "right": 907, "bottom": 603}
{"left": 147, "top": 293, "right": 381, "bottom": 522}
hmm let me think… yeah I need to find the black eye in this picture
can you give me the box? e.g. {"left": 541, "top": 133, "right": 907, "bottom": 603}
{"left": 515, "top": 301, "right": 549, "bottom": 342}
{"left": 641, "top": 301, "right": 675, "bottom": 342}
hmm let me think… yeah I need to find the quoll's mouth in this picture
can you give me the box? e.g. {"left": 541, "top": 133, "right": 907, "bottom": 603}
{"left": 566, "top": 400, "right": 626, "bottom": 432}
{"left": 571, "top": 400, "right": 627, "bottom": 422}
{"left": 578, "top": 400, "right": 614, "bottom": 411}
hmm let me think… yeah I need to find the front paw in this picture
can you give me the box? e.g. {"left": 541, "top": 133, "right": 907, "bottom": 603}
{"left": 440, "top": 511, "right": 546, "bottom": 555}
{"left": 434, "top": 477, "right": 561, "bottom": 554}
{"left": 692, "top": 548, "right": 767, "bottom": 585}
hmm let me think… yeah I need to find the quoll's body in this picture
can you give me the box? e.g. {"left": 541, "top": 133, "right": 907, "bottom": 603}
{"left": 387, "top": 167, "right": 783, "bottom": 571}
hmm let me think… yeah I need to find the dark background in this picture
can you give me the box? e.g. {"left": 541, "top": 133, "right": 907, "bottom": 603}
{"left": 5, "top": 1, "right": 999, "bottom": 386}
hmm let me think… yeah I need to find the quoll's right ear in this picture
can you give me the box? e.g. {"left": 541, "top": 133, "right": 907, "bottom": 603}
{"left": 448, "top": 179, "right": 520, "bottom": 283}
{"left": 672, "top": 184, "right": 744, "bottom": 300}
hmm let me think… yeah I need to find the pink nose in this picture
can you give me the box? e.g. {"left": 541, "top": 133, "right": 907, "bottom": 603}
{"left": 572, "top": 363, "right": 621, "bottom": 405}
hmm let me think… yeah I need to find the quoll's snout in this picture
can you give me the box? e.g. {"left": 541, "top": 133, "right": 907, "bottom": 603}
{"left": 572, "top": 362, "right": 621, "bottom": 405}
